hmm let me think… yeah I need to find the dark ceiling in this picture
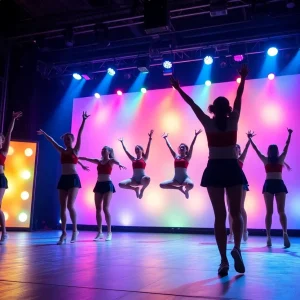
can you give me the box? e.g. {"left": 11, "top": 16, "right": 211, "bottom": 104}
{"left": 0, "top": 0, "right": 299, "bottom": 78}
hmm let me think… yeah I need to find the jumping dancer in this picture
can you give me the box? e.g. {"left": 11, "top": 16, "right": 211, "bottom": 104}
{"left": 118, "top": 130, "right": 153, "bottom": 199}
{"left": 247, "top": 129, "right": 293, "bottom": 248}
{"left": 227, "top": 141, "right": 250, "bottom": 243}
{"left": 37, "top": 111, "right": 90, "bottom": 244}
{"left": 79, "top": 146, "right": 126, "bottom": 241}
{"left": 0, "top": 111, "right": 23, "bottom": 244}
{"left": 159, "top": 130, "right": 201, "bottom": 199}
{"left": 170, "top": 64, "right": 248, "bottom": 276}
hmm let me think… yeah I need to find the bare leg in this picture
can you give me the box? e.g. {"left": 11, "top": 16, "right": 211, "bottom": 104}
{"left": 94, "top": 193, "right": 104, "bottom": 233}
{"left": 119, "top": 179, "right": 140, "bottom": 198}
{"left": 275, "top": 193, "right": 290, "bottom": 248}
{"left": 139, "top": 176, "right": 151, "bottom": 199}
{"left": 264, "top": 193, "right": 274, "bottom": 246}
{"left": 0, "top": 188, "right": 7, "bottom": 238}
{"left": 182, "top": 178, "right": 194, "bottom": 199}
{"left": 160, "top": 180, "right": 185, "bottom": 195}
{"left": 225, "top": 192, "right": 233, "bottom": 236}
{"left": 67, "top": 188, "right": 79, "bottom": 233}
{"left": 226, "top": 185, "right": 243, "bottom": 250}
{"left": 103, "top": 192, "right": 113, "bottom": 233}
{"left": 241, "top": 190, "right": 248, "bottom": 237}
{"left": 59, "top": 190, "right": 68, "bottom": 235}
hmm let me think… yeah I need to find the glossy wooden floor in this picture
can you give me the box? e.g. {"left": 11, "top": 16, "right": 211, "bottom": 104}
{"left": 0, "top": 232, "right": 299, "bottom": 300}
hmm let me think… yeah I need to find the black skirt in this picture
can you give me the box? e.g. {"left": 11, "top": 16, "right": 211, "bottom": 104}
{"left": 93, "top": 181, "right": 116, "bottom": 194}
{"left": 0, "top": 174, "right": 8, "bottom": 189}
{"left": 262, "top": 179, "right": 288, "bottom": 194}
{"left": 57, "top": 174, "right": 81, "bottom": 191}
{"left": 201, "top": 159, "right": 248, "bottom": 188}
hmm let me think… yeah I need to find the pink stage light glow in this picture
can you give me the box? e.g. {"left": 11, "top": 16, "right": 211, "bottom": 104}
{"left": 72, "top": 75, "right": 300, "bottom": 229}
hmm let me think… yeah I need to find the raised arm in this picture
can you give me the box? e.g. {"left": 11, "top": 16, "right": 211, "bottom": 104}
{"left": 110, "top": 158, "right": 126, "bottom": 170}
{"left": 2, "top": 111, "right": 23, "bottom": 154}
{"left": 170, "top": 76, "right": 210, "bottom": 125}
{"left": 247, "top": 131, "right": 267, "bottom": 163}
{"left": 186, "top": 129, "right": 202, "bottom": 160}
{"left": 78, "top": 161, "right": 90, "bottom": 171}
{"left": 280, "top": 128, "right": 293, "bottom": 160}
{"left": 238, "top": 140, "right": 251, "bottom": 163}
{"left": 143, "top": 130, "right": 154, "bottom": 160}
{"left": 162, "top": 133, "right": 176, "bottom": 158}
{"left": 78, "top": 156, "right": 99, "bottom": 164}
{"left": 37, "top": 129, "right": 64, "bottom": 153}
{"left": 233, "top": 65, "right": 248, "bottom": 116}
{"left": 118, "top": 138, "right": 135, "bottom": 161}
{"left": 74, "top": 111, "right": 90, "bottom": 153}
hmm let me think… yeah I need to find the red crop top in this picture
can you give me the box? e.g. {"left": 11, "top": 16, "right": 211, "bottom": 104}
{"left": 0, "top": 152, "right": 6, "bottom": 166}
{"left": 97, "top": 161, "right": 112, "bottom": 175}
{"left": 238, "top": 160, "right": 243, "bottom": 168}
{"left": 206, "top": 131, "right": 237, "bottom": 147}
{"left": 61, "top": 151, "right": 78, "bottom": 164}
{"left": 174, "top": 157, "right": 189, "bottom": 168}
{"left": 265, "top": 163, "right": 283, "bottom": 173}
{"left": 132, "top": 158, "right": 146, "bottom": 169}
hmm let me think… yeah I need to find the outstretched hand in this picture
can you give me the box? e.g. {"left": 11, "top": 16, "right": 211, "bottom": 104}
{"left": 285, "top": 164, "right": 292, "bottom": 172}
{"left": 82, "top": 165, "right": 90, "bottom": 172}
{"left": 246, "top": 130, "right": 256, "bottom": 139}
{"left": 37, "top": 129, "right": 46, "bottom": 135}
{"left": 13, "top": 111, "right": 23, "bottom": 120}
{"left": 195, "top": 129, "right": 202, "bottom": 136}
{"left": 148, "top": 130, "right": 154, "bottom": 138}
{"left": 287, "top": 128, "right": 293, "bottom": 134}
{"left": 82, "top": 111, "right": 90, "bottom": 120}
{"left": 118, "top": 138, "right": 124, "bottom": 143}
{"left": 238, "top": 64, "right": 249, "bottom": 79}
{"left": 162, "top": 132, "right": 168, "bottom": 139}
{"left": 119, "top": 164, "right": 126, "bottom": 170}
{"left": 170, "top": 76, "right": 180, "bottom": 90}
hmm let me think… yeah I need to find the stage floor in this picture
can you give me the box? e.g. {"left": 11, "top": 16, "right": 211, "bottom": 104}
{"left": 0, "top": 231, "right": 299, "bottom": 300}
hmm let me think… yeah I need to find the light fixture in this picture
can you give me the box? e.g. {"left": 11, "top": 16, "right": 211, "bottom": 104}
{"left": 107, "top": 67, "right": 116, "bottom": 76}
{"left": 94, "top": 93, "right": 101, "bottom": 98}
{"left": 141, "top": 88, "right": 147, "bottom": 93}
{"left": 73, "top": 73, "right": 82, "bottom": 80}
{"left": 205, "top": 80, "right": 212, "bottom": 86}
{"left": 233, "top": 55, "right": 244, "bottom": 62}
{"left": 268, "top": 73, "right": 275, "bottom": 80}
{"left": 117, "top": 90, "right": 123, "bottom": 96}
{"left": 267, "top": 47, "right": 278, "bottom": 57}
{"left": 204, "top": 56, "right": 214, "bottom": 65}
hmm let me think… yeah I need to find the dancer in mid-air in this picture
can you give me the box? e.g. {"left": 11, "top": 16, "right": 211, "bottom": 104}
{"left": 227, "top": 141, "right": 250, "bottom": 243}
{"left": 247, "top": 129, "right": 293, "bottom": 248}
{"left": 171, "top": 64, "right": 248, "bottom": 276}
{"left": 79, "top": 146, "right": 126, "bottom": 241}
{"left": 37, "top": 111, "right": 90, "bottom": 244}
{"left": 159, "top": 130, "right": 201, "bottom": 199}
{"left": 0, "top": 111, "right": 23, "bottom": 244}
{"left": 118, "top": 130, "right": 153, "bottom": 199}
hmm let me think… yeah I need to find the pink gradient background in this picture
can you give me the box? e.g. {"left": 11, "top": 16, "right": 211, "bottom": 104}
{"left": 71, "top": 74, "right": 300, "bottom": 229}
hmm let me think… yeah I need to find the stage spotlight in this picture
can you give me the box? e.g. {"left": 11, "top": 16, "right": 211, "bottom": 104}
{"left": 24, "top": 148, "right": 33, "bottom": 157}
{"left": 163, "top": 60, "right": 172, "bottom": 69}
{"left": 233, "top": 55, "right": 244, "bottom": 62}
{"left": 267, "top": 47, "right": 278, "bottom": 57}
{"left": 204, "top": 56, "right": 213, "bottom": 65}
{"left": 205, "top": 80, "right": 212, "bottom": 86}
{"left": 94, "top": 93, "right": 101, "bottom": 98}
{"left": 268, "top": 73, "right": 275, "bottom": 80}
{"left": 18, "top": 212, "right": 28, "bottom": 223}
{"left": 141, "top": 87, "right": 147, "bottom": 93}
{"left": 117, "top": 90, "right": 123, "bottom": 96}
{"left": 8, "top": 146, "right": 14, "bottom": 155}
{"left": 21, "top": 170, "right": 31, "bottom": 180}
{"left": 4, "top": 212, "right": 8, "bottom": 221}
{"left": 107, "top": 67, "right": 116, "bottom": 76}
{"left": 163, "top": 59, "right": 173, "bottom": 76}
{"left": 21, "top": 191, "right": 30, "bottom": 201}
{"left": 73, "top": 73, "right": 82, "bottom": 80}
{"left": 236, "top": 77, "right": 241, "bottom": 84}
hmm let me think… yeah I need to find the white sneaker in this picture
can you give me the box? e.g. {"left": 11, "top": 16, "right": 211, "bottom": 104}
{"left": 228, "top": 233, "right": 234, "bottom": 243}
{"left": 105, "top": 233, "right": 112, "bottom": 241}
{"left": 243, "top": 231, "right": 249, "bottom": 242}
{"left": 94, "top": 232, "right": 104, "bottom": 241}
{"left": 70, "top": 231, "right": 79, "bottom": 243}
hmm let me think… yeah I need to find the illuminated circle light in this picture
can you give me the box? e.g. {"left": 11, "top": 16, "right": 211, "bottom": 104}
{"left": 94, "top": 93, "right": 101, "bottom": 99}
{"left": 8, "top": 146, "right": 14, "bottom": 156}
{"left": 163, "top": 60, "right": 172, "bottom": 69}
{"left": 4, "top": 212, "right": 9, "bottom": 221}
{"left": 24, "top": 148, "right": 33, "bottom": 157}
{"left": 268, "top": 73, "right": 275, "bottom": 80}
{"left": 233, "top": 54, "right": 244, "bottom": 62}
{"left": 21, "top": 170, "right": 31, "bottom": 180}
{"left": 21, "top": 191, "right": 30, "bottom": 200}
{"left": 107, "top": 68, "right": 116, "bottom": 76}
{"left": 236, "top": 77, "right": 241, "bottom": 84}
{"left": 18, "top": 212, "right": 28, "bottom": 223}
{"left": 117, "top": 90, "right": 123, "bottom": 96}
{"left": 73, "top": 73, "right": 82, "bottom": 80}
{"left": 141, "top": 88, "right": 147, "bottom": 94}
{"left": 204, "top": 56, "right": 213, "bottom": 65}
{"left": 205, "top": 80, "right": 212, "bottom": 86}
{"left": 267, "top": 47, "right": 278, "bottom": 57}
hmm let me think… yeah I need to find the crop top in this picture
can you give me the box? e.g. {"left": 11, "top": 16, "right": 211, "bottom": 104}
{"left": 61, "top": 151, "right": 78, "bottom": 164}
{"left": 174, "top": 157, "right": 189, "bottom": 168}
{"left": 132, "top": 158, "right": 146, "bottom": 169}
{"left": 0, "top": 152, "right": 6, "bottom": 166}
{"left": 265, "top": 163, "right": 283, "bottom": 173}
{"left": 97, "top": 160, "right": 112, "bottom": 175}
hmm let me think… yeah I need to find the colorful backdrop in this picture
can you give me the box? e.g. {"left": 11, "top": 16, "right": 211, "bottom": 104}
{"left": 71, "top": 74, "right": 300, "bottom": 229}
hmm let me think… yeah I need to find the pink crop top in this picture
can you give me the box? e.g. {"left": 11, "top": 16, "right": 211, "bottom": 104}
{"left": 97, "top": 161, "right": 112, "bottom": 175}
{"left": 132, "top": 158, "right": 146, "bottom": 169}
{"left": 265, "top": 163, "right": 283, "bottom": 173}
{"left": 61, "top": 151, "right": 78, "bottom": 164}
{"left": 174, "top": 157, "right": 189, "bottom": 168}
